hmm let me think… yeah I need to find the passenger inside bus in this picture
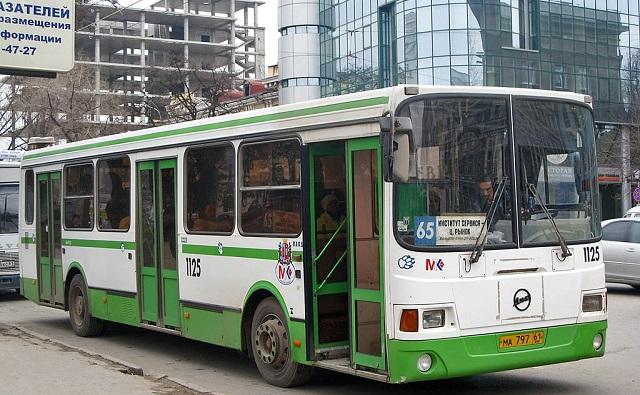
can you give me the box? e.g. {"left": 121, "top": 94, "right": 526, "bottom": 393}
{"left": 104, "top": 172, "right": 130, "bottom": 230}
{"left": 192, "top": 199, "right": 233, "bottom": 232}
{"left": 316, "top": 194, "right": 345, "bottom": 235}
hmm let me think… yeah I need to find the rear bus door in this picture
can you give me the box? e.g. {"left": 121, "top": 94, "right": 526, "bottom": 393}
{"left": 36, "top": 172, "right": 63, "bottom": 305}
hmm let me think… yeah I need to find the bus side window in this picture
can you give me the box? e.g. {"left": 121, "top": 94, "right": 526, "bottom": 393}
{"left": 185, "top": 144, "right": 235, "bottom": 234}
{"left": 97, "top": 157, "right": 131, "bottom": 231}
{"left": 240, "top": 139, "right": 301, "bottom": 235}
{"left": 64, "top": 164, "right": 95, "bottom": 230}
{"left": 25, "top": 170, "right": 34, "bottom": 224}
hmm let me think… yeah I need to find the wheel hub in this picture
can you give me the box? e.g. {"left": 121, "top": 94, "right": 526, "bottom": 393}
{"left": 72, "top": 289, "right": 84, "bottom": 326}
{"left": 255, "top": 315, "right": 288, "bottom": 368}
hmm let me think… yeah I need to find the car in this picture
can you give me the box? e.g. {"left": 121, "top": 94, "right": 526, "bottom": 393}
{"left": 624, "top": 206, "right": 640, "bottom": 218}
{"left": 601, "top": 218, "right": 640, "bottom": 289}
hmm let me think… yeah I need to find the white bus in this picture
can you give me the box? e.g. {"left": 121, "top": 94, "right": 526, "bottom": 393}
{"left": 0, "top": 161, "right": 20, "bottom": 293}
{"left": 19, "top": 86, "right": 607, "bottom": 387}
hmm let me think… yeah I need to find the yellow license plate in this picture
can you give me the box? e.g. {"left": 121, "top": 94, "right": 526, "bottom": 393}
{"left": 499, "top": 331, "right": 545, "bottom": 349}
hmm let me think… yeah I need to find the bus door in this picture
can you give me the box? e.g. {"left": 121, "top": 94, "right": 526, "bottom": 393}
{"left": 36, "top": 172, "right": 63, "bottom": 306}
{"left": 346, "top": 138, "right": 385, "bottom": 370}
{"left": 136, "top": 159, "right": 180, "bottom": 329}
{"left": 309, "top": 142, "right": 349, "bottom": 356}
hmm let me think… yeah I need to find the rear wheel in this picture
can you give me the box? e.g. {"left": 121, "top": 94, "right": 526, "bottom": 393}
{"left": 251, "top": 297, "right": 313, "bottom": 387}
{"left": 68, "top": 274, "right": 104, "bottom": 337}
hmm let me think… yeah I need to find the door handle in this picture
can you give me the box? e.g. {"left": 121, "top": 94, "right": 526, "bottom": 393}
{"left": 627, "top": 248, "right": 637, "bottom": 253}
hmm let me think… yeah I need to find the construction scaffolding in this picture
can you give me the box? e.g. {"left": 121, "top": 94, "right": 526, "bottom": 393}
{"left": 76, "top": 0, "right": 265, "bottom": 126}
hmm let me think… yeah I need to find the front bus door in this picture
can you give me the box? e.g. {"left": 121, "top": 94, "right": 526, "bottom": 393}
{"left": 347, "top": 138, "right": 385, "bottom": 370}
{"left": 137, "top": 159, "right": 180, "bottom": 329}
{"left": 36, "top": 172, "right": 63, "bottom": 306}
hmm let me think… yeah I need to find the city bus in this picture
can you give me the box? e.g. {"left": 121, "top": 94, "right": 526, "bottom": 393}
{"left": 0, "top": 160, "right": 21, "bottom": 293}
{"left": 19, "top": 86, "right": 607, "bottom": 387}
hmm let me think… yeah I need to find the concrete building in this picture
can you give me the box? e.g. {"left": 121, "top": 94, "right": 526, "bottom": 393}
{"left": 77, "top": 0, "right": 265, "bottom": 126}
{"left": 278, "top": 0, "right": 640, "bottom": 217}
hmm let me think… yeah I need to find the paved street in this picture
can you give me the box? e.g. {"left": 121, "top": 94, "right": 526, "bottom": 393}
{"left": 0, "top": 321, "right": 194, "bottom": 394}
{"left": 0, "top": 285, "right": 638, "bottom": 395}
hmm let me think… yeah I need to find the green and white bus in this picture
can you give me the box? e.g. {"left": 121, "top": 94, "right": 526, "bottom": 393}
{"left": 19, "top": 86, "right": 607, "bottom": 387}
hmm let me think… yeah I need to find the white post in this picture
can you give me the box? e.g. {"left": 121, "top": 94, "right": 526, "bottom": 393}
{"left": 140, "top": 12, "right": 147, "bottom": 124}
{"left": 94, "top": 11, "right": 101, "bottom": 122}
{"left": 230, "top": 0, "right": 236, "bottom": 74}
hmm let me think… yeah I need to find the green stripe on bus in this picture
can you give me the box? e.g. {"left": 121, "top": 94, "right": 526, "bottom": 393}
{"left": 21, "top": 237, "right": 36, "bottom": 245}
{"left": 62, "top": 239, "right": 136, "bottom": 250}
{"left": 182, "top": 244, "right": 279, "bottom": 260}
{"left": 24, "top": 96, "right": 390, "bottom": 160}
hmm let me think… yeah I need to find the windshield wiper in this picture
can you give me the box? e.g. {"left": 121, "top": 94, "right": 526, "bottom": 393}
{"left": 470, "top": 177, "right": 508, "bottom": 264}
{"left": 526, "top": 183, "right": 572, "bottom": 258}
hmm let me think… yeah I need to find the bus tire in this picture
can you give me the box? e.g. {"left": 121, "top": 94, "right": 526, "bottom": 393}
{"left": 251, "top": 297, "right": 313, "bottom": 387}
{"left": 68, "top": 274, "right": 104, "bottom": 337}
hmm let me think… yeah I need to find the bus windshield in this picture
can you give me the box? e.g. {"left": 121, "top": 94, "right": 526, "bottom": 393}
{"left": 0, "top": 184, "right": 19, "bottom": 234}
{"left": 394, "top": 95, "right": 600, "bottom": 250}
{"left": 514, "top": 99, "right": 601, "bottom": 244}
{"left": 395, "top": 96, "right": 514, "bottom": 248}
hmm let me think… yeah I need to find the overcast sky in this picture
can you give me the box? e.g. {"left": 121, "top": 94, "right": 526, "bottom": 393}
{"left": 120, "top": 0, "right": 279, "bottom": 65}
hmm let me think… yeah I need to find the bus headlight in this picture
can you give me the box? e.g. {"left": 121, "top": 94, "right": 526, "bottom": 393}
{"left": 423, "top": 310, "right": 445, "bottom": 329}
{"left": 417, "top": 354, "right": 432, "bottom": 372}
{"left": 582, "top": 294, "right": 603, "bottom": 312}
{"left": 593, "top": 333, "right": 603, "bottom": 350}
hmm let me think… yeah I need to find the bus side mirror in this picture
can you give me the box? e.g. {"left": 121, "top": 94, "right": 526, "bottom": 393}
{"left": 380, "top": 116, "right": 412, "bottom": 182}
{"left": 392, "top": 133, "right": 410, "bottom": 182}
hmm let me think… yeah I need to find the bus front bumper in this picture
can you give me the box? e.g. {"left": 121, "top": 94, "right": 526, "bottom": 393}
{"left": 387, "top": 320, "right": 607, "bottom": 383}
{"left": 0, "top": 273, "right": 20, "bottom": 290}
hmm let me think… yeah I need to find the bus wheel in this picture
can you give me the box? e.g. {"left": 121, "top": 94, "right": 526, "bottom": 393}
{"left": 68, "top": 274, "right": 104, "bottom": 337}
{"left": 251, "top": 297, "right": 313, "bottom": 387}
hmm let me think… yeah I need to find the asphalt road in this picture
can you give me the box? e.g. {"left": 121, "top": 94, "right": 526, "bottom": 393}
{"left": 0, "top": 284, "right": 638, "bottom": 395}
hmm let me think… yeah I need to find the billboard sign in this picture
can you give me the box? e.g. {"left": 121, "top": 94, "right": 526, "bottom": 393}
{"left": 0, "top": 1, "right": 75, "bottom": 74}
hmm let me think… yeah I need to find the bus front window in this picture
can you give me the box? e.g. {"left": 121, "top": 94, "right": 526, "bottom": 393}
{"left": 514, "top": 100, "right": 601, "bottom": 244}
{"left": 395, "top": 97, "right": 514, "bottom": 248}
{"left": 0, "top": 185, "right": 19, "bottom": 234}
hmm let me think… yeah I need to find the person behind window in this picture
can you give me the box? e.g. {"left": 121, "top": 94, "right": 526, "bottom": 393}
{"left": 105, "top": 172, "right": 129, "bottom": 230}
{"left": 193, "top": 199, "right": 232, "bottom": 232}
{"left": 317, "top": 194, "right": 345, "bottom": 235}
{"left": 475, "top": 175, "right": 508, "bottom": 236}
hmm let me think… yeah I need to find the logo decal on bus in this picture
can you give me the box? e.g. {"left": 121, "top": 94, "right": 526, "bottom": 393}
{"left": 276, "top": 241, "right": 295, "bottom": 285}
{"left": 218, "top": 242, "right": 224, "bottom": 255}
{"left": 513, "top": 288, "right": 532, "bottom": 311}
{"left": 398, "top": 255, "right": 415, "bottom": 269}
{"left": 426, "top": 259, "right": 445, "bottom": 271}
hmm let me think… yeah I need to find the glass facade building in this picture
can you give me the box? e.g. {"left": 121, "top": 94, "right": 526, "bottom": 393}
{"left": 318, "top": 0, "right": 640, "bottom": 124}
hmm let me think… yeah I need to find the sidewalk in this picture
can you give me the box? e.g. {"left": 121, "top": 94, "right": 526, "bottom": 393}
{"left": 0, "top": 324, "right": 194, "bottom": 394}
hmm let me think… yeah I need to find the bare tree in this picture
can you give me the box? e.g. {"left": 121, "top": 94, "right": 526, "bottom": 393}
{"left": 598, "top": 50, "right": 640, "bottom": 171}
{"left": 0, "top": 76, "right": 34, "bottom": 149}
{"left": 16, "top": 64, "right": 123, "bottom": 142}
{"left": 145, "top": 52, "right": 238, "bottom": 124}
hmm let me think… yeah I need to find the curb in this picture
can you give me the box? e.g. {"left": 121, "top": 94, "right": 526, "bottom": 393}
{"left": 8, "top": 324, "right": 218, "bottom": 394}
{"left": 11, "top": 325, "right": 144, "bottom": 375}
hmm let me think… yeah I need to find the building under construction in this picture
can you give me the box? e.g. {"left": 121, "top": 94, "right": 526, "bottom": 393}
{"left": 75, "top": 0, "right": 265, "bottom": 126}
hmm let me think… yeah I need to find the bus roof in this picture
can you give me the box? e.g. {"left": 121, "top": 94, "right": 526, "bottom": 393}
{"left": 21, "top": 86, "right": 589, "bottom": 167}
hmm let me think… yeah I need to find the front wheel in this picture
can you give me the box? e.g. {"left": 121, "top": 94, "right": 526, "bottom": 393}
{"left": 251, "top": 297, "right": 313, "bottom": 387}
{"left": 68, "top": 274, "right": 104, "bottom": 337}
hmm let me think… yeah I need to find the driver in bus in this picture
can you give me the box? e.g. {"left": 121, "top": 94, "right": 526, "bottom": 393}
{"left": 476, "top": 175, "right": 506, "bottom": 234}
